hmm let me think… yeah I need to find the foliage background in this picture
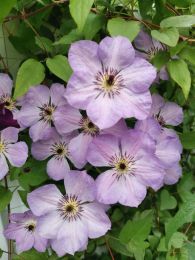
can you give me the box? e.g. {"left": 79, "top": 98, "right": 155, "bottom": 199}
{"left": 1, "top": 0, "right": 195, "bottom": 259}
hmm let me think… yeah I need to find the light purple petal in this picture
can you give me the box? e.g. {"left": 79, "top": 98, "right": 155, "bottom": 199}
{"left": 98, "top": 36, "right": 135, "bottom": 70}
{"left": 54, "top": 105, "right": 82, "bottom": 135}
{"left": 50, "top": 83, "right": 66, "bottom": 106}
{"left": 155, "top": 136, "right": 181, "bottom": 168}
{"left": 29, "top": 121, "right": 53, "bottom": 142}
{"left": 31, "top": 140, "right": 52, "bottom": 160}
{"left": 51, "top": 220, "right": 88, "bottom": 256}
{"left": 160, "top": 102, "right": 183, "bottom": 126}
{"left": 87, "top": 135, "right": 120, "bottom": 167}
{"left": 134, "top": 31, "right": 154, "bottom": 52}
{"left": 87, "top": 89, "right": 152, "bottom": 129}
{"left": 36, "top": 211, "right": 63, "bottom": 239}
{"left": 135, "top": 153, "right": 165, "bottom": 191}
{"left": 47, "top": 157, "right": 70, "bottom": 181}
{"left": 69, "top": 133, "right": 93, "bottom": 169}
{"left": 0, "top": 155, "right": 9, "bottom": 179}
{"left": 68, "top": 40, "right": 101, "bottom": 74}
{"left": 0, "top": 73, "right": 13, "bottom": 96}
{"left": 150, "top": 94, "right": 165, "bottom": 116}
{"left": 33, "top": 233, "right": 48, "bottom": 252}
{"left": 102, "top": 119, "right": 128, "bottom": 137}
{"left": 135, "top": 118, "right": 162, "bottom": 140}
{"left": 120, "top": 129, "right": 156, "bottom": 156}
{"left": 96, "top": 170, "right": 147, "bottom": 207}
{"left": 5, "top": 142, "right": 28, "bottom": 167}
{"left": 164, "top": 164, "right": 182, "bottom": 185}
{"left": 27, "top": 184, "right": 62, "bottom": 216}
{"left": 65, "top": 72, "right": 97, "bottom": 110}
{"left": 82, "top": 202, "right": 111, "bottom": 238}
{"left": 24, "top": 85, "right": 50, "bottom": 107}
{"left": 16, "top": 232, "right": 34, "bottom": 253}
{"left": 14, "top": 104, "right": 40, "bottom": 127}
{"left": 64, "top": 170, "right": 96, "bottom": 202}
{"left": 120, "top": 57, "right": 157, "bottom": 93}
{"left": 1, "top": 127, "right": 19, "bottom": 143}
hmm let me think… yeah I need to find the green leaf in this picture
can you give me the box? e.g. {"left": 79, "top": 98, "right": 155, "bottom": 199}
{"left": 160, "top": 190, "right": 177, "bottom": 210}
{"left": 152, "top": 51, "right": 170, "bottom": 70}
{"left": 53, "top": 29, "right": 83, "bottom": 45}
{"left": 106, "top": 235, "right": 133, "bottom": 257}
{"left": 179, "top": 46, "right": 195, "bottom": 65}
{"left": 35, "top": 36, "right": 53, "bottom": 53}
{"left": 107, "top": 18, "right": 140, "bottom": 42}
{"left": 0, "top": 248, "right": 3, "bottom": 258}
{"left": 151, "top": 28, "right": 179, "bottom": 47}
{"left": 18, "top": 159, "right": 49, "bottom": 191}
{"left": 167, "top": 59, "right": 191, "bottom": 99}
{"left": 13, "top": 249, "right": 48, "bottom": 260}
{"left": 168, "top": 232, "right": 187, "bottom": 250}
{"left": 0, "top": 186, "right": 13, "bottom": 212}
{"left": 160, "top": 15, "right": 195, "bottom": 28}
{"left": 46, "top": 55, "right": 72, "bottom": 82}
{"left": 165, "top": 196, "right": 195, "bottom": 245}
{"left": 14, "top": 59, "right": 45, "bottom": 98}
{"left": 185, "top": 242, "right": 195, "bottom": 260}
{"left": 83, "top": 13, "right": 106, "bottom": 40}
{"left": 69, "top": 0, "right": 94, "bottom": 32}
{"left": 179, "top": 132, "right": 195, "bottom": 149}
{"left": 119, "top": 210, "right": 153, "bottom": 243}
{"left": 0, "top": 0, "right": 17, "bottom": 23}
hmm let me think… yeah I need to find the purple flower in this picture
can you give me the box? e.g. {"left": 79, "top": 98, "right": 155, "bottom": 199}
{"left": 31, "top": 130, "right": 78, "bottom": 180}
{"left": 0, "top": 127, "right": 28, "bottom": 180}
{"left": 4, "top": 210, "right": 48, "bottom": 253}
{"left": 134, "top": 31, "right": 169, "bottom": 81}
{"left": 135, "top": 118, "right": 182, "bottom": 186}
{"left": 27, "top": 171, "right": 111, "bottom": 256}
{"left": 15, "top": 84, "right": 69, "bottom": 142}
{"left": 87, "top": 131, "right": 165, "bottom": 207}
{"left": 65, "top": 36, "right": 157, "bottom": 129}
{"left": 150, "top": 94, "right": 183, "bottom": 126}
{"left": 55, "top": 106, "right": 128, "bottom": 168}
{"left": 0, "top": 73, "right": 17, "bottom": 111}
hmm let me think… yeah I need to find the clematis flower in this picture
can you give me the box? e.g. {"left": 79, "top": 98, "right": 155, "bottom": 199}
{"left": 65, "top": 36, "right": 157, "bottom": 129}
{"left": 135, "top": 117, "right": 182, "bottom": 186}
{"left": 4, "top": 210, "right": 48, "bottom": 253}
{"left": 134, "top": 31, "right": 168, "bottom": 81}
{"left": 54, "top": 105, "right": 128, "bottom": 168}
{"left": 0, "top": 127, "right": 28, "bottom": 180}
{"left": 27, "top": 170, "right": 111, "bottom": 256}
{"left": 87, "top": 131, "right": 165, "bottom": 207}
{"left": 14, "top": 83, "right": 73, "bottom": 142}
{"left": 31, "top": 130, "right": 78, "bottom": 180}
{"left": 0, "top": 73, "right": 17, "bottom": 112}
{"left": 150, "top": 93, "right": 183, "bottom": 127}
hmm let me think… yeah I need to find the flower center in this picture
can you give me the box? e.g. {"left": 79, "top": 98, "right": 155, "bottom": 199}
{"left": 39, "top": 103, "right": 56, "bottom": 123}
{"left": 109, "top": 154, "right": 136, "bottom": 179}
{"left": 51, "top": 142, "right": 68, "bottom": 159}
{"left": 57, "top": 195, "right": 83, "bottom": 221}
{"left": 79, "top": 116, "right": 99, "bottom": 136}
{"left": 94, "top": 68, "right": 124, "bottom": 98}
{"left": 0, "top": 95, "right": 16, "bottom": 111}
{"left": 147, "top": 44, "right": 167, "bottom": 60}
{"left": 0, "top": 142, "right": 6, "bottom": 153}
{"left": 155, "top": 113, "right": 166, "bottom": 126}
{"left": 25, "top": 220, "right": 36, "bottom": 233}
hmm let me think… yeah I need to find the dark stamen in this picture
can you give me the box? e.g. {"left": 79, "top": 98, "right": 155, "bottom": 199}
{"left": 119, "top": 163, "right": 126, "bottom": 170}
{"left": 88, "top": 122, "right": 94, "bottom": 129}
{"left": 57, "top": 148, "right": 63, "bottom": 155}
{"left": 27, "top": 225, "right": 35, "bottom": 232}
{"left": 66, "top": 205, "right": 74, "bottom": 212}
{"left": 107, "top": 75, "right": 115, "bottom": 86}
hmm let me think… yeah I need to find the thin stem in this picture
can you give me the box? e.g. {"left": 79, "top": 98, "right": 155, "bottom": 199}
{"left": 105, "top": 237, "right": 115, "bottom": 260}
